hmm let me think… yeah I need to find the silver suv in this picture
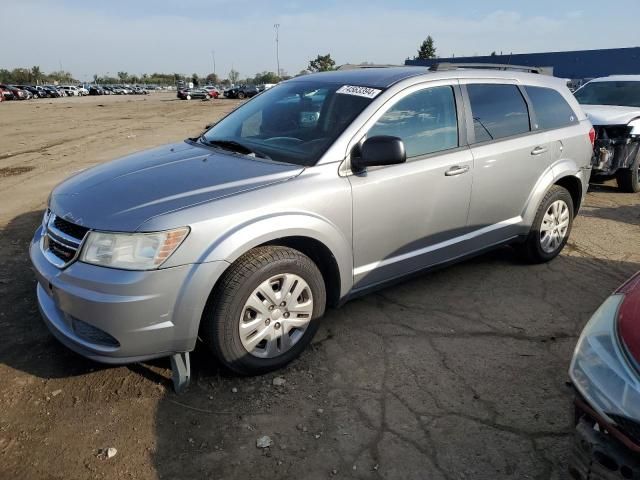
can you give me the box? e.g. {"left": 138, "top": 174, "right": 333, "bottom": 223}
{"left": 30, "top": 67, "right": 593, "bottom": 389}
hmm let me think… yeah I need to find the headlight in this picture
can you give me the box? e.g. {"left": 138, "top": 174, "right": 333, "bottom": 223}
{"left": 569, "top": 294, "right": 640, "bottom": 421}
{"left": 629, "top": 118, "right": 640, "bottom": 136}
{"left": 79, "top": 227, "right": 189, "bottom": 270}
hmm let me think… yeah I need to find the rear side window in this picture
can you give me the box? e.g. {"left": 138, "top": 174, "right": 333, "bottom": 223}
{"left": 368, "top": 86, "right": 458, "bottom": 158}
{"left": 525, "top": 86, "right": 577, "bottom": 130}
{"left": 467, "top": 84, "right": 530, "bottom": 143}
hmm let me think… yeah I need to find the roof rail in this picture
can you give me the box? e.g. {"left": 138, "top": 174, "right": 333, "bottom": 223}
{"left": 337, "top": 63, "right": 403, "bottom": 71}
{"left": 428, "top": 63, "right": 552, "bottom": 75}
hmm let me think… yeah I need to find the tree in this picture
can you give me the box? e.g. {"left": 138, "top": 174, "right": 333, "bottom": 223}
{"left": 308, "top": 54, "right": 336, "bottom": 73}
{"left": 228, "top": 68, "right": 240, "bottom": 84}
{"left": 191, "top": 73, "right": 200, "bottom": 86}
{"left": 417, "top": 36, "right": 436, "bottom": 60}
{"left": 31, "top": 66, "right": 42, "bottom": 85}
{"left": 490, "top": 51, "right": 497, "bottom": 57}
{"left": 117, "top": 71, "right": 129, "bottom": 83}
{"left": 205, "top": 73, "right": 219, "bottom": 85}
{"left": 93, "top": 74, "right": 99, "bottom": 84}
{"left": 296, "top": 69, "right": 309, "bottom": 77}
{"left": 254, "top": 71, "right": 280, "bottom": 85}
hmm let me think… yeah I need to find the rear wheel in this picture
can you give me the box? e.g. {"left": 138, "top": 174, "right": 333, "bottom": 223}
{"left": 517, "top": 185, "right": 574, "bottom": 263}
{"left": 201, "top": 246, "right": 326, "bottom": 375}
{"left": 185, "top": 94, "right": 191, "bottom": 100}
{"left": 237, "top": 91, "right": 245, "bottom": 99}
{"left": 616, "top": 150, "right": 640, "bottom": 193}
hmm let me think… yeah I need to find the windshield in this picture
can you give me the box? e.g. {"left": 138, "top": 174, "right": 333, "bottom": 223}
{"left": 201, "top": 81, "right": 378, "bottom": 166}
{"left": 575, "top": 81, "right": 640, "bottom": 107}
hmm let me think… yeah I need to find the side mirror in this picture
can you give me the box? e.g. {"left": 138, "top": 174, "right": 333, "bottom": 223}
{"left": 352, "top": 136, "right": 406, "bottom": 171}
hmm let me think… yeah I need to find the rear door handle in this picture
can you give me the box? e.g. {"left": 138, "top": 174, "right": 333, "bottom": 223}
{"left": 445, "top": 165, "right": 470, "bottom": 176}
{"left": 531, "top": 146, "right": 548, "bottom": 156}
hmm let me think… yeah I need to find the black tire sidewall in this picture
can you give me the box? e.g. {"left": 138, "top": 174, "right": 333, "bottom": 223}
{"left": 528, "top": 186, "right": 574, "bottom": 262}
{"left": 206, "top": 249, "right": 326, "bottom": 375}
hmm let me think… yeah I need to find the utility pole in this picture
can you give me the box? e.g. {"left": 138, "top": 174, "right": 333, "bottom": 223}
{"left": 274, "top": 23, "right": 280, "bottom": 77}
{"left": 211, "top": 50, "right": 216, "bottom": 76}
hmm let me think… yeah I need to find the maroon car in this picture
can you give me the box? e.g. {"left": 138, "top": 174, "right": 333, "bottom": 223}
{"left": 570, "top": 271, "right": 640, "bottom": 478}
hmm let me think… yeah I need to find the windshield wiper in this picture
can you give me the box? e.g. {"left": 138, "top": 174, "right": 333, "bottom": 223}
{"left": 199, "top": 137, "right": 271, "bottom": 160}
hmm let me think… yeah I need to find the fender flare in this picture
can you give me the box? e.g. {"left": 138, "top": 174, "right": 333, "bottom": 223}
{"left": 199, "top": 212, "right": 354, "bottom": 298}
{"left": 522, "top": 158, "right": 583, "bottom": 227}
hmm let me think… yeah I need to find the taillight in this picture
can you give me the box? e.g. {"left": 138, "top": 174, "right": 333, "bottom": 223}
{"left": 588, "top": 127, "right": 596, "bottom": 146}
{"left": 617, "top": 272, "right": 640, "bottom": 367}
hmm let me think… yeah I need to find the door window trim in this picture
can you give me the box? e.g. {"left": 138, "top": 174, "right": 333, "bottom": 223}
{"left": 344, "top": 80, "right": 468, "bottom": 174}
{"left": 459, "top": 80, "right": 539, "bottom": 147}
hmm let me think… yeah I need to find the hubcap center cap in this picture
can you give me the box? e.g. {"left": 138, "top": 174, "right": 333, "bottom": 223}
{"left": 271, "top": 308, "right": 283, "bottom": 320}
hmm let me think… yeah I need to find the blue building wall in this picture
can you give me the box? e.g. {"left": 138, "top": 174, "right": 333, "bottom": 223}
{"left": 405, "top": 47, "right": 640, "bottom": 80}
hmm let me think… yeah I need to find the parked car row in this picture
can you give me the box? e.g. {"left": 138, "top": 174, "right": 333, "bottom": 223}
{"left": 0, "top": 84, "right": 89, "bottom": 100}
{"left": 88, "top": 85, "right": 150, "bottom": 96}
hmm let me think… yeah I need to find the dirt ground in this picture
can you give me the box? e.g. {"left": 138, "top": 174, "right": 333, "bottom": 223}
{"left": 0, "top": 93, "right": 639, "bottom": 480}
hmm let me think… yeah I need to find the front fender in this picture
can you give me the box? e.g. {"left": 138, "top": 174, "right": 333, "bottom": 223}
{"left": 200, "top": 212, "right": 354, "bottom": 298}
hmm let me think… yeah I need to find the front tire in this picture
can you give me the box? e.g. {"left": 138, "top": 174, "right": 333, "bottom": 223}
{"left": 616, "top": 150, "right": 640, "bottom": 193}
{"left": 237, "top": 92, "right": 245, "bottom": 99}
{"left": 518, "top": 185, "right": 574, "bottom": 263}
{"left": 185, "top": 94, "right": 191, "bottom": 100}
{"left": 201, "top": 246, "right": 326, "bottom": 375}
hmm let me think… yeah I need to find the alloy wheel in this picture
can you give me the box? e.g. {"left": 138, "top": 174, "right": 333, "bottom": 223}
{"left": 540, "top": 200, "right": 570, "bottom": 253}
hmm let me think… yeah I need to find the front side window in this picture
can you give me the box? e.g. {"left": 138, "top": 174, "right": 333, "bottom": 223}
{"left": 467, "top": 84, "right": 530, "bottom": 143}
{"left": 574, "top": 81, "right": 640, "bottom": 108}
{"left": 202, "top": 81, "right": 377, "bottom": 166}
{"left": 367, "top": 86, "right": 458, "bottom": 158}
{"left": 525, "top": 86, "right": 578, "bottom": 130}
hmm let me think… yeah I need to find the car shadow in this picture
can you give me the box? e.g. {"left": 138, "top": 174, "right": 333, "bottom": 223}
{"left": 2, "top": 208, "right": 640, "bottom": 479}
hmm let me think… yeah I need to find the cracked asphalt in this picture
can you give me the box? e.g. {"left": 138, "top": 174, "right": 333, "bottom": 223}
{"left": 1, "top": 94, "right": 639, "bottom": 479}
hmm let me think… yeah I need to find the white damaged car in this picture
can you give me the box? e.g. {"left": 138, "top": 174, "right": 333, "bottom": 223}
{"left": 574, "top": 76, "right": 640, "bottom": 192}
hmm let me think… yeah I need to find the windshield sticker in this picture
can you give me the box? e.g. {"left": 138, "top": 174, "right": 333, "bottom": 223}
{"left": 336, "top": 85, "right": 382, "bottom": 99}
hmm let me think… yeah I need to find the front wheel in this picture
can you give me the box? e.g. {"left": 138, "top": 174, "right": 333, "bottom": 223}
{"left": 517, "top": 185, "right": 574, "bottom": 263}
{"left": 237, "top": 92, "right": 245, "bottom": 99}
{"left": 616, "top": 151, "right": 640, "bottom": 193}
{"left": 201, "top": 246, "right": 326, "bottom": 375}
{"left": 185, "top": 94, "right": 191, "bottom": 100}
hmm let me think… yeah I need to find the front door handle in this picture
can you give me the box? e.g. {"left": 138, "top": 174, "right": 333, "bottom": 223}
{"left": 445, "top": 165, "right": 470, "bottom": 176}
{"left": 531, "top": 146, "right": 548, "bottom": 156}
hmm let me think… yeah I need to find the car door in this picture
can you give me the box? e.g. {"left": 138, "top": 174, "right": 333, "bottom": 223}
{"left": 348, "top": 81, "right": 474, "bottom": 290}
{"left": 461, "top": 81, "right": 554, "bottom": 231}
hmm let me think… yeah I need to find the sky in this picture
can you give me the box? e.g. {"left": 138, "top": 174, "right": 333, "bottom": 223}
{"left": 2, "top": 0, "right": 640, "bottom": 82}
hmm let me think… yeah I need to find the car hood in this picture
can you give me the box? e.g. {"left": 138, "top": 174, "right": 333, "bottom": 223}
{"left": 50, "top": 141, "right": 303, "bottom": 231}
{"left": 581, "top": 105, "right": 640, "bottom": 126}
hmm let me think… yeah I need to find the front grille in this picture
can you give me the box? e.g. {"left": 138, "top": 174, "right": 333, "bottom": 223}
{"left": 608, "top": 414, "right": 640, "bottom": 446}
{"left": 47, "top": 237, "right": 76, "bottom": 262}
{"left": 71, "top": 318, "right": 120, "bottom": 347}
{"left": 42, "top": 213, "right": 89, "bottom": 268}
{"left": 53, "top": 216, "right": 89, "bottom": 240}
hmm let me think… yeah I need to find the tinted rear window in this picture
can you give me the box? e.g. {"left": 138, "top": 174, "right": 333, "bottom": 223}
{"left": 467, "top": 84, "right": 530, "bottom": 143}
{"left": 525, "top": 86, "right": 577, "bottom": 130}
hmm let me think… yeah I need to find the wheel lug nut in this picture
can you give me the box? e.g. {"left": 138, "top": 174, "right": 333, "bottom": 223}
{"left": 274, "top": 322, "right": 281, "bottom": 330}
{"left": 265, "top": 319, "right": 271, "bottom": 326}
{"left": 283, "top": 312, "right": 290, "bottom": 318}
{"left": 268, "top": 305, "right": 275, "bottom": 311}
{"left": 280, "top": 302, "right": 286, "bottom": 307}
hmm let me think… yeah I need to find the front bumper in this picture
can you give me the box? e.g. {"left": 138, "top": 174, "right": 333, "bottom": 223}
{"left": 30, "top": 226, "right": 229, "bottom": 364}
{"left": 571, "top": 415, "right": 640, "bottom": 480}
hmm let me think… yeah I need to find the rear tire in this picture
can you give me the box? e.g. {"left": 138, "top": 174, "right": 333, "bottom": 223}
{"left": 237, "top": 92, "right": 245, "bottom": 99}
{"left": 186, "top": 94, "right": 191, "bottom": 100}
{"left": 201, "top": 246, "right": 326, "bottom": 375}
{"left": 517, "top": 185, "right": 574, "bottom": 263}
{"left": 616, "top": 151, "right": 640, "bottom": 193}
